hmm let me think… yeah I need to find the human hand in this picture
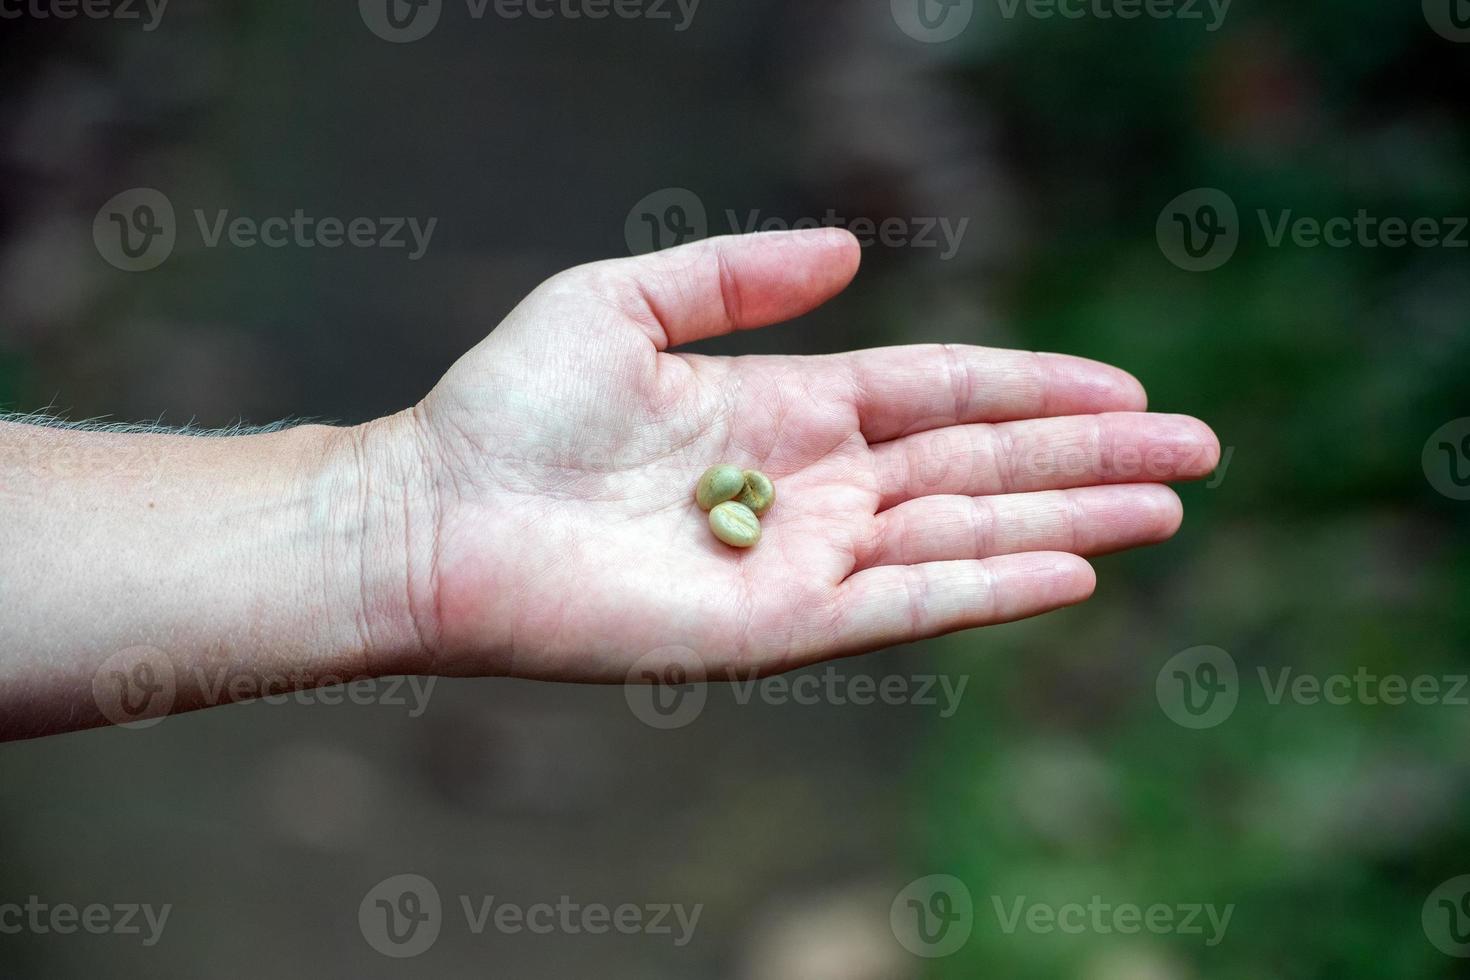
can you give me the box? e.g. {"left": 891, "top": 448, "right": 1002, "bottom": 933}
{"left": 356, "top": 229, "right": 1220, "bottom": 684}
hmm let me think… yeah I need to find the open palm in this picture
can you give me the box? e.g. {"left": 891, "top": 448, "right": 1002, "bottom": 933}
{"left": 402, "top": 230, "right": 1219, "bottom": 684}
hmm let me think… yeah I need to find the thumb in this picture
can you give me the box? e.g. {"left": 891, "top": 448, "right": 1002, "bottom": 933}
{"left": 587, "top": 228, "right": 862, "bottom": 349}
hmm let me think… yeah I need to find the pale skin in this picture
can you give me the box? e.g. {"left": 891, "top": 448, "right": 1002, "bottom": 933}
{"left": 0, "top": 229, "right": 1219, "bottom": 740}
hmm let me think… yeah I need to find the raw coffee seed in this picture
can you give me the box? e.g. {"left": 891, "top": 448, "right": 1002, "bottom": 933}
{"left": 695, "top": 464, "right": 745, "bottom": 511}
{"left": 709, "top": 501, "right": 762, "bottom": 548}
{"left": 737, "top": 470, "right": 775, "bottom": 517}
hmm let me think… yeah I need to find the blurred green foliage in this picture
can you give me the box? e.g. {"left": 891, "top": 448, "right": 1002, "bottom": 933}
{"left": 918, "top": 4, "right": 1470, "bottom": 978}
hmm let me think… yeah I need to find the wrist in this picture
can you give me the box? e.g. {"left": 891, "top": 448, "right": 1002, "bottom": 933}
{"left": 319, "top": 409, "right": 443, "bottom": 678}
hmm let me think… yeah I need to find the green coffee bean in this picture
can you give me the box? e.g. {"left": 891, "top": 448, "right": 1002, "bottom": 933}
{"left": 737, "top": 469, "right": 775, "bottom": 517}
{"left": 709, "top": 501, "right": 761, "bottom": 548}
{"left": 696, "top": 464, "right": 745, "bottom": 511}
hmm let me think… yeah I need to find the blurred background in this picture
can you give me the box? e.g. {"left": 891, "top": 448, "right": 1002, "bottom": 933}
{"left": 2, "top": 1, "right": 1469, "bottom": 976}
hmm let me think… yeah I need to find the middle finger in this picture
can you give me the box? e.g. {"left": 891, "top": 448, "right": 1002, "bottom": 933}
{"left": 871, "top": 412, "right": 1219, "bottom": 509}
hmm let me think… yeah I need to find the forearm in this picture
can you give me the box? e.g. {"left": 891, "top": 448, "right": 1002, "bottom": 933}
{"left": 0, "top": 415, "right": 430, "bottom": 740}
